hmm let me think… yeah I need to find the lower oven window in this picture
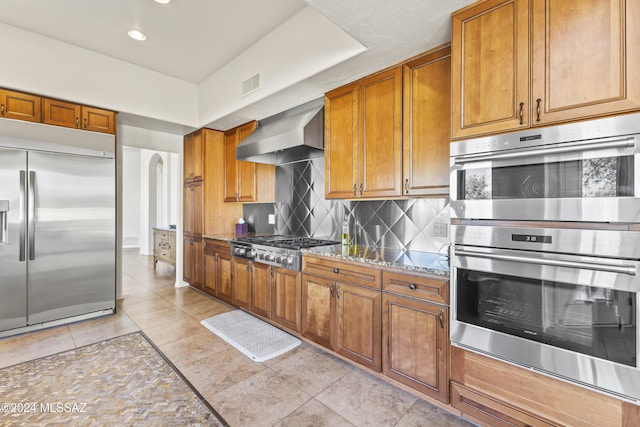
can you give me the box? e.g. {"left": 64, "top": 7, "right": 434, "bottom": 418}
{"left": 457, "top": 269, "right": 636, "bottom": 366}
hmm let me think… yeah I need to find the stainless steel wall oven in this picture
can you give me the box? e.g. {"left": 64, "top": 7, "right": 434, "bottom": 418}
{"left": 450, "top": 113, "right": 640, "bottom": 222}
{"left": 449, "top": 113, "right": 640, "bottom": 402}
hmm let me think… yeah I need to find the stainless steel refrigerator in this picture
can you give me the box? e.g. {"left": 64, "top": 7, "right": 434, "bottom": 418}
{"left": 0, "top": 119, "right": 115, "bottom": 337}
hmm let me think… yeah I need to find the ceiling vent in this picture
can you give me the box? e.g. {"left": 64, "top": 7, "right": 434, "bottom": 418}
{"left": 242, "top": 73, "right": 260, "bottom": 97}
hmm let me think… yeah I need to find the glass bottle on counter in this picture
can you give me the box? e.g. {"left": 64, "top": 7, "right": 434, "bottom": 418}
{"left": 341, "top": 214, "right": 350, "bottom": 254}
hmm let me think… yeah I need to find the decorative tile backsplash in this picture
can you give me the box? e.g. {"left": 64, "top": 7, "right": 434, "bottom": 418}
{"left": 244, "top": 157, "right": 450, "bottom": 253}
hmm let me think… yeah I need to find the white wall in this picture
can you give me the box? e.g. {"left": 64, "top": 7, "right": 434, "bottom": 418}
{"left": 0, "top": 23, "right": 198, "bottom": 127}
{"left": 122, "top": 147, "right": 141, "bottom": 247}
{"left": 118, "top": 124, "right": 186, "bottom": 287}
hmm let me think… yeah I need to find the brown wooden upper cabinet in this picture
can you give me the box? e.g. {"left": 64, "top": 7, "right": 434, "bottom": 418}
{"left": 224, "top": 121, "right": 275, "bottom": 203}
{"left": 43, "top": 98, "right": 115, "bottom": 134}
{"left": 325, "top": 67, "right": 403, "bottom": 199}
{"left": 402, "top": 45, "right": 451, "bottom": 197}
{"left": 452, "top": 0, "right": 640, "bottom": 140}
{"left": 184, "top": 130, "right": 204, "bottom": 183}
{"left": 0, "top": 89, "right": 41, "bottom": 123}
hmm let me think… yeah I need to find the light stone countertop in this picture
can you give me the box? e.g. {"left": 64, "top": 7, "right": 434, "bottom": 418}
{"left": 302, "top": 244, "right": 450, "bottom": 277}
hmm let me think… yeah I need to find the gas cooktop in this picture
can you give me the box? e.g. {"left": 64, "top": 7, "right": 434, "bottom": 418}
{"left": 229, "top": 235, "right": 339, "bottom": 270}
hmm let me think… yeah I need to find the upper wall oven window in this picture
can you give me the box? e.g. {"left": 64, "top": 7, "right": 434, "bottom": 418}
{"left": 458, "top": 155, "right": 634, "bottom": 200}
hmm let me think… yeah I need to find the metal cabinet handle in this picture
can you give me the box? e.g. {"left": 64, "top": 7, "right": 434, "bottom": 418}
{"left": 270, "top": 265, "right": 275, "bottom": 279}
{"left": 408, "top": 283, "right": 416, "bottom": 290}
{"left": 75, "top": 117, "right": 79, "bottom": 128}
{"left": 19, "top": 170, "right": 26, "bottom": 262}
{"left": 353, "top": 184, "right": 357, "bottom": 197}
{"left": 404, "top": 178, "right": 409, "bottom": 194}
{"left": 518, "top": 102, "right": 524, "bottom": 125}
{"left": 336, "top": 284, "right": 341, "bottom": 299}
{"left": 83, "top": 118, "right": 87, "bottom": 128}
{"left": 438, "top": 309, "right": 444, "bottom": 329}
{"left": 359, "top": 183, "right": 363, "bottom": 196}
{"left": 1, "top": 103, "right": 5, "bottom": 115}
{"left": 333, "top": 268, "right": 339, "bottom": 274}
{"left": 330, "top": 283, "right": 335, "bottom": 298}
{"left": 536, "top": 98, "right": 542, "bottom": 122}
{"left": 28, "top": 171, "right": 36, "bottom": 260}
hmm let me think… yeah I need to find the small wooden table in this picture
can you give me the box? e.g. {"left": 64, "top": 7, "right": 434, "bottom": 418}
{"left": 153, "top": 227, "right": 176, "bottom": 267}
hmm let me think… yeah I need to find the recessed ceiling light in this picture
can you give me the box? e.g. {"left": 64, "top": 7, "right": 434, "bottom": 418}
{"left": 127, "top": 29, "right": 147, "bottom": 41}
{"left": 155, "top": 0, "right": 171, "bottom": 4}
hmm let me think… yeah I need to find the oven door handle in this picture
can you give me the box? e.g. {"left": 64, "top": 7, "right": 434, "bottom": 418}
{"left": 454, "top": 249, "right": 637, "bottom": 276}
{"left": 453, "top": 136, "right": 635, "bottom": 164}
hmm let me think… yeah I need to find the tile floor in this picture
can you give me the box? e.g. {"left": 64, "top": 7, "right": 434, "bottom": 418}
{"left": 0, "top": 249, "right": 476, "bottom": 427}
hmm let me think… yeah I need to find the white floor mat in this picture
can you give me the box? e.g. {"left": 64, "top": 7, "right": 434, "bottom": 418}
{"left": 200, "top": 310, "right": 301, "bottom": 362}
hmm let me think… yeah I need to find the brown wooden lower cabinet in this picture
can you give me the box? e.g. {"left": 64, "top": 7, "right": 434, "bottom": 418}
{"left": 301, "top": 256, "right": 382, "bottom": 372}
{"left": 383, "top": 293, "right": 448, "bottom": 403}
{"left": 450, "top": 346, "right": 640, "bottom": 427}
{"left": 183, "top": 235, "right": 203, "bottom": 290}
{"left": 232, "top": 257, "right": 251, "bottom": 309}
{"left": 271, "top": 268, "right": 302, "bottom": 333}
{"left": 203, "top": 239, "right": 232, "bottom": 303}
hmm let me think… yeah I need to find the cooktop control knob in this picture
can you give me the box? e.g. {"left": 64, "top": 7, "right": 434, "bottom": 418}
{"left": 234, "top": 247, "right": 246, "bottom": 256}
{"left": 248, "top": 249, "right": 257, "bottom": 258}
{"left": 266, "top": 253, "right": 276, "bottom": 262}
{"left": 286, "top": 256, "right": 294, "bottom": 266}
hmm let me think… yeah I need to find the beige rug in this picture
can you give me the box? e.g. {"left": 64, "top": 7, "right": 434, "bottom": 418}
{"left": 0, "top": 332, "right": 227, "bottom": 426}
{"left": 201, "top": 310, "right": 301, "bottom": 362}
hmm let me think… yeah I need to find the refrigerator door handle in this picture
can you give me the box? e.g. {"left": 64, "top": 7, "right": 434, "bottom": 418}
{"left": 19, "top": 170, "right": 26, "bottom": 261}
{"left": 28, "top": 171, "right": 36, "bottom": 261}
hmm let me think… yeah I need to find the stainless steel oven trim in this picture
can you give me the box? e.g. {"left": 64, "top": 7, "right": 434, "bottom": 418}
{"left": 452, "top": 136, "right": 635, "bottom": 164}
{"left": 450, "top": 248, "right": 640, "bottom": 402}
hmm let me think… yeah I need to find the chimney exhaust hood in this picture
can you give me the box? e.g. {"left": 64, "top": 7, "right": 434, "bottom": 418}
{"left": 236, "top": 98, "right": 324, "bottom": 165}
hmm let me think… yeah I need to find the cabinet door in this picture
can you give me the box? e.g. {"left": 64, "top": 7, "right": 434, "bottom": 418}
{"left": 301, "top": 274, "right": 335, "bottom": 350}
{"left": 236, "top": 121, "right": 258, "bottom": 202}
{"left": 223, "top": 129, "right": 239, "bottom": 202}
{"left": 0, "top": 89, "right": 41, "bottom": 122}
{"left": 184, "top": 133, "right": 195, "bottom": 183}
{"left": 336, "top": 282, "right": 382, "bottom": 371}
{"left": 250, "top": 263, "right": 272, "bottom": 319}
{"left": 192, "top": 238, "right": 204, "bottom": 290}
{"left": 183, "top": 236, "right": 194, "bottom": 284}
{"left": 531, "top": 0, "right": 640, "bottom": 125}
{"left": 451, "top": 0, "right": 530, "bottom": 139}
{"left": 183, "top": 183, "right": 194, "bottom": 236}
{"left": 203, "top": 252, "right": 218, "bottom": 297}
{"left": 81, "top": 106, "right": 115, "bottom": 134}
{"left": 217, "top": 253, "right": 233, "bottom": 304}
{"left": 325, "top": 83, "right": 359, "bottom": 199}
{"left": 383, "top": 294, "right": 449, "bottom": 403}
{"left": 359, "top": 67, "right": 403, "bottom": 198}
{"left": 403, "top": 47, "right": 451, "bottom": 197}
{"left": 192, "top": 180, "right": 203, "bottom": 237}
{"left": 232, "top": 258, "right": 251, "bottom": 309}
{"left": 272, "top": 268, "right": 301, "bottom": 333}
{"left": 42, "top": 98, "right": 81, "bottom": 129}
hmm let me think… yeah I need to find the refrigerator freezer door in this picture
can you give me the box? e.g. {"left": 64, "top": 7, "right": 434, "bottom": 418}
{"left": 0, "top": 148, "right": 27, "bottom": 332}
{"left": 27, "top": 151, "right": 115, "bottom": 324}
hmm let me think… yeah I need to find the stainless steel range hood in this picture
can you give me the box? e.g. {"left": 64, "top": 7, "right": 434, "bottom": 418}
{"left": 236, "top": 98, "right": 324, "bottom": 165}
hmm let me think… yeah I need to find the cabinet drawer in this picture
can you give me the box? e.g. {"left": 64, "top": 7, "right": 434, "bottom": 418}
{"left": 383, "top": 270, "right": 448, "bottom": 304}
{"left": 451, "top": 382, "right": 554, "bottom": 427}
{"left": 302, "top": 255, "right": 381, "bottom": 289}
{"left": 204, "top": 239, "right": 230, "bottom": 255}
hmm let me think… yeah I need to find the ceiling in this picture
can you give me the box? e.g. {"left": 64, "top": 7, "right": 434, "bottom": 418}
{"left": 0, "top": 0, "right": 476, "bottom": 132}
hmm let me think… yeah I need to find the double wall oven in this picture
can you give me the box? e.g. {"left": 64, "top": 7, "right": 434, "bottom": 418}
{"left": 449, "top": 113, "right": 640, "bottom": 402}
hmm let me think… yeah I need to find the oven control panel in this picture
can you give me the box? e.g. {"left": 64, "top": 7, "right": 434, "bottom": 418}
{"left": 230, "top": 242, "right": 300, "bottom": 271}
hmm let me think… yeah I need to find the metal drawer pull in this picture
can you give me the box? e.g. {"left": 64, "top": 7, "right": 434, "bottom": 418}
{"left": 333, "top": 268, "right": 339, "bottom": 274}
{"left": 454, "top": 136, "right": 635, "bottom": 164}
{"left": 408, "top": 283, "right": 416, "bottom": 290}
{"left": 455, "top": 248, "right": 637, "bottom": 276}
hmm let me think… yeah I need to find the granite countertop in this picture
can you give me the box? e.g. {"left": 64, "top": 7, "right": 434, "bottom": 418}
{"left": 302, "top": 244, "right": 450, "bottom": 277}
{"left": 153, "top": 226, "right": 177, "bottom": 232}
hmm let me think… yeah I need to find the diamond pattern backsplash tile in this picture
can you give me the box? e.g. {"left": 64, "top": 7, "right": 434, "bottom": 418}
{"left": 265, "top": 157, "right": 450, "bottom": 254}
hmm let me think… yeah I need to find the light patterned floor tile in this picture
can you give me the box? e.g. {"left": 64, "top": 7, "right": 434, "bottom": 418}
{"left": 274, "top": 398, "right": 355, "bottom": 427}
